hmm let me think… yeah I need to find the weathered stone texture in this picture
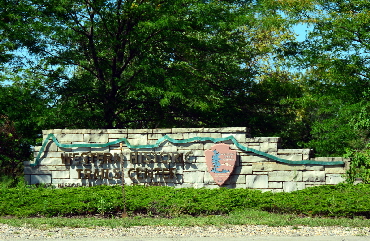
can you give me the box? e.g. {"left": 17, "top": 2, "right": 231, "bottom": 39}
{"left": 26, "top": 128, "right": 348, "bottom": 192}
{"left": 246, "top": 175, "right": 268, "bottom": 189}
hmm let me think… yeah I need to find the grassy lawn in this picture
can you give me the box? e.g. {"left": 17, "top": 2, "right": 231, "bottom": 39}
{"left": 1, "top": 209, "right": 369, "bottom": 229}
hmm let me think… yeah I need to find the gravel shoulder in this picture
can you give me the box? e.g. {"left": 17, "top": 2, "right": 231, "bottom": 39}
{"left": 1, "top": 224, "right": 369, "bottom": 240}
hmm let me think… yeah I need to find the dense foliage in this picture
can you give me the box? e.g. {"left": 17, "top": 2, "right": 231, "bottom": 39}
{"left": 0, "top": 184, "right": 369, "bottom": 218}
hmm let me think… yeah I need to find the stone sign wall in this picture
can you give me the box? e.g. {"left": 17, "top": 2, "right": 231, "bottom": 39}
{"left": 24, "top": 127, "right": 350, "bottom": 192}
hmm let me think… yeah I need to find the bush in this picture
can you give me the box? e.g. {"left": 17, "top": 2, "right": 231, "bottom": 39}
{"left": 345, "top": 147, "right": 370, "bottom": 184}
{"left": 0, "top": 184, "right": 369, "bottom": 218}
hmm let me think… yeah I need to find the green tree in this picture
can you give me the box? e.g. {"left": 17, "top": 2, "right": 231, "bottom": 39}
{"left": 276, "top": 0, "right": 370, "bottom": 155}
{"left": 1, "top": 0, "right": 301, "bottom": 131}
{"left": 0, "top": 78, "right": 52, "bottom": 177}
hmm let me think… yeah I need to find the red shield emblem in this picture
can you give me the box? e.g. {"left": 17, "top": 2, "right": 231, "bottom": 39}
{"left": 205, "top": 143, "right": 237, "bottom": 186}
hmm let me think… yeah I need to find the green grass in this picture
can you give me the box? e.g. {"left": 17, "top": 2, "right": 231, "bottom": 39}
{"left": 1, "top": 209, "right": 369, "bottom": 229}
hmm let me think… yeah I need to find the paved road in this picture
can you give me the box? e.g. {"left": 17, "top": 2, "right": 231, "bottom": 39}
{"left": 13, "top": 237, "right": 369, "bottom": 241}
{"left": 1, "top": 224, "right": 369, "bottom": 241}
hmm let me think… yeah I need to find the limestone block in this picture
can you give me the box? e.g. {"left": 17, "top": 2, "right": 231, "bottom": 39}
{"left": 234, "top": 166, "right": 253, "bottom": 175}
{"left": 246, "top": 137, "right": 281, "bottom": 143}
{"left": 268, "top": 182, "right": 283, "bottom": 189}
{"left": 203, "top": 184, "right": 221, "bottom": 189}
{"left": 269, "top": 171, "right": 302, "bottom": 182}
{"left": 42, "top": 129, "right": 54, "bottom": 135}
{"left": 277, "top": 154, "right": 303, "bottom": 161}
{"left": 153, "top": 146, "right": 179, "bottom": 153}
{"left": 60, "top": 129, "right": 80, "bottom": 134}
{"left": 42, "top": 152, "right": 64, "bottom": 158}
{"left": 326, "top": 174, "right": 345, "bottom": 184}
{"left": 219, "top": 127, "right": 248, "bottom": 132}
{"left": 283, "top": 182, "right": 305, "bottom": 192}
{"left": 203, "top": 171, "right": 214, "bottom": 184}
{"left": 89, "top": 129, "right": 108, "bottom": 134}
{"left": 203, "top": 142, "right": 216, "bottom": 150}
{"left": 58, "top": 147, "right": 72, "bottom": 153}
{"left": 108, "top": 134, "right": 128, "bottom": 139}
{"left": 177, "top": 143, "right": 204, "bottom": 150}
{"left": 168, "top": 133, "right": 184, "bottom": 140}
{"left": 241, "top": 155, "right": 268, "bottom": 163}
{"left": 175, "top": 133, "right": 189, "bottom": 140}
{"left": 183, "top": 171, "right": 204, "bottom": 183}
{"left": 78, "top": 129, "right": 94, "bottom": 134}
{"left": 193, "top": 183, "right": 205, "bottom": 188}
{"left": 172, "top": 128, "right": 203, "bottom": 133}
{"left": 30, "top": 174, "right": 52, "bottom": 184}
{"left": 203, "top": 128, "right": 224, "bottom": 133}
{"left": 127, "top": 129, "right": 152, "bottom": 134}
{"left": 39, "top": 166, "right": 69, "bottom": 171}
{"left": 51, "top": 171, "right": 70, "bottom": 179}
{"left": 70, "top": 169, "right": 82, "bottom": 179}
{"left": 221, "top": 133, "right": 246, "bottom": 143}
{"left": 277, "top": 149, "right": 312, "bottom": 155}
{"left": 42, "top": 141, "right": 58, "bottom": 152}
{"left": 325, "top": 166, "right": 346, "bottom": 174}
{"left": 228, "top": 174, "right": 246, "bottom": 184}
{"left": 38, "top": 158, "right": 63, "bottom": 166}
{"left": 91, "top": 147, "right": 110, "bottom": 152}
{"left": 107, "top": 129, "right": 128, "bottom": 134}
{"left": 254, "top": 171, "right": 269, "bottom": 175}
{"left": 246, "top": 175, "right": 268, "bottom": 189}
{"left": 259, "top": 142, "right": 278, "bottom": 152}
{"left": 312, "top": 157, "right": 344, "bottom": 162}
{"left": 222, "top": 183, "right": 246, "bottom": 188}
{"left": 152, "top": 128, "right": 172, "bottom": 134}
{"left": 68, "top": 147, "right": 91, "bottom": 153}
{"left": 249, "top": 143, "right": 264, "bottom": 149}
{"left": 24, "top": 167, "right": 44, "bottom": 175}
{"left": 148, "top": 133, "right": 166, "bottom": 140}
{"left": 305, "top": 165, "right": 324, "bottom": 171}
{"left": 302, "top": 171, "right": 326, "bottom": 182}
{"left": 192, "top": 150, "right": 205, "bottom": 157}
{"left": 332, "top": 157, "right": 345, "bottom": 162}
{"left": 194, "top": 133, "right": 222, "bottom": 138}
{"left": 183, "top": 163, "right": 206, "bottom": 172}
{"left": 56, "top": 134, "right": 84, "bottom": 143}
{"left": 127, "top": 134, "right": 148, "bottom": 146}
{"left": 252, "top": 162, "right": 305, "bottom": 172}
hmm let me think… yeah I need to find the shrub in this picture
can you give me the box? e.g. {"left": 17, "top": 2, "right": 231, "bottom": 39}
{"left": 345, "top": 147, "right": 370, "bottom": 184}
{"left": 0, "top": 184, "right": 369, "bottom": 218}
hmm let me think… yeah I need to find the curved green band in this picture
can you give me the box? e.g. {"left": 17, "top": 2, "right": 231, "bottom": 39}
{"left": 31, "top": 133, "right": 345, "bottom": 167}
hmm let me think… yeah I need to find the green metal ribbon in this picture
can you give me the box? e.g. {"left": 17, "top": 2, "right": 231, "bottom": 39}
{"left": 31, "top": 133, "right": 345, "bottom": 167}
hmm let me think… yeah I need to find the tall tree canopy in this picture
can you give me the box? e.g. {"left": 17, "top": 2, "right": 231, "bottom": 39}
{"left": 278, "top": 0, "right": 370, "bottom": 155}
{"left": 2, "top": 0, "right": 299, "bottom": 131}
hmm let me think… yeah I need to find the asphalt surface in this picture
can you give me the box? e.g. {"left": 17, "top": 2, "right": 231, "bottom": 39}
{"left": 11, "top": 237, "right": 369, "bottom": 241}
